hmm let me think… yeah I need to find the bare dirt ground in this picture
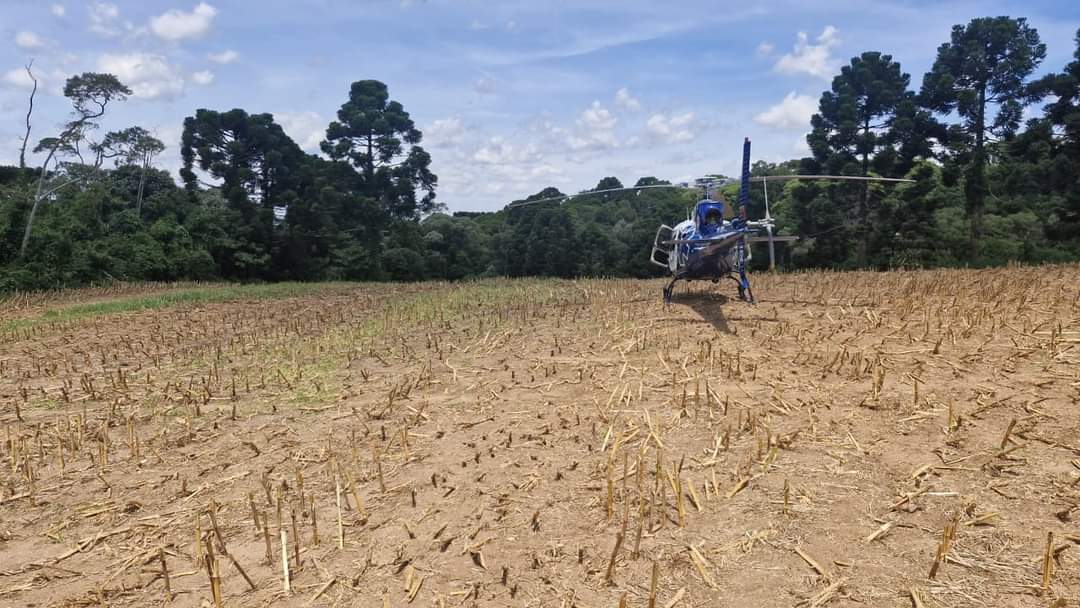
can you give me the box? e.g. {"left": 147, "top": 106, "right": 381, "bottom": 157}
{"left": 1, "top": 267, "right": 1079, "bottom": 608}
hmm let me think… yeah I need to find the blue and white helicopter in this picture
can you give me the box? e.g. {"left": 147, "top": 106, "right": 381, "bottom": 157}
{"left": 650, "top": 138, "right": 767, "bottom": 304}
{"left": 508, "top": 137, "right": 912, "bottom": 304}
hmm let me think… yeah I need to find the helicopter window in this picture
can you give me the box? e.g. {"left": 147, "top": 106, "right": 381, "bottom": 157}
{"left": 704, "top": 209, "right": 722, "bottom": 225}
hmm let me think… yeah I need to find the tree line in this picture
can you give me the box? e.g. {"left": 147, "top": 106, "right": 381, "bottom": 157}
{"left": 1, "top": 17, "right": 1078, "bottom": 290}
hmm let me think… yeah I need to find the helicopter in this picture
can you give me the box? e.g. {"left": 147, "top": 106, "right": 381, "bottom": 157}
{"left": 508, "top": 137, "right": 913, "bottom": 304}
{"left": 649, "top": 138, "right": 768, "bottom": 304}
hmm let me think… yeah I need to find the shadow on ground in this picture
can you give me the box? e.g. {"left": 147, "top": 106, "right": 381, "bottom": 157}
{"left": 669, "top": 289, "right": 733, "bottom": 334}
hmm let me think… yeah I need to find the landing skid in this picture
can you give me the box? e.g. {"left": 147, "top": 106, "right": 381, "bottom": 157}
{"left": 663, "top": 275, "right": 754, "bottom": 304}
{"left": 663, "top": 277, "right": 678, "bottom": 304}
{"left": 733, "top": 275, "right": 755, "bottom": 304}
{"left": 737, "top": 285, "right": 755, "bottom": 305}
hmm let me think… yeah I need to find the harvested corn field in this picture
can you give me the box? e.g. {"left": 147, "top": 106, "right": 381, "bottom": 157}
{"left": 1, "top": 267, "right": 1079, "bottom": 607}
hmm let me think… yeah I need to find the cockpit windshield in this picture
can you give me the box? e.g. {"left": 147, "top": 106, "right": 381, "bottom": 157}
{"left": 695, "top": 200, "right": 726, "bottom": 234}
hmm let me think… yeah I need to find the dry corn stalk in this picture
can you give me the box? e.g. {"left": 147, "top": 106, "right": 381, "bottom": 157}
{"left": 928, "top": 516, "right": 959, "bottom": 579}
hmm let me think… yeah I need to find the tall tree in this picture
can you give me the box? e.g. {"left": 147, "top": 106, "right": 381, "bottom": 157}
{"left": 634, "top": 176, "right": 671, "bottom": 187}
{"left": 180, "top": 108, "right": 306, "bottom": 278}
{"left": 512, "top": 187, "right": 564, "bottom": 205}
{"left": 1031, "top": 28, "right": 1080, "bottom": 238}
{"left": 418, "top": 214, "right": 492, "bottom": 279}
{"left": 277, "top": 156, "right": 386, "bottom": 280}
{"left": 808, "top": 51, "right": 911, "bottom": 265}
{"left": 20, "top": 73, "right": 131, "bottom": 258}
{"left": 594, "top": 177, "right": 624, "bottom": 191}
{"left": 181, "top": 109, "right": 305, "bottom": 214}
{"left": 920, "top": 17, "right": 1046, "bottom": 258}
{"left": 321, "top": 80, "right": 437, "bottom": 220}
{"left": 885, "top": 95, "right": 943, "bottom": 175}
{"left": 98, "top": 127, "right": 165, "bottom": 218}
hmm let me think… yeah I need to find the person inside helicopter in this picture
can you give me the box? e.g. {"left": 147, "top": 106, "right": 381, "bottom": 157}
{"left": 699, "top": 206, "right": 725, "bottom": 237}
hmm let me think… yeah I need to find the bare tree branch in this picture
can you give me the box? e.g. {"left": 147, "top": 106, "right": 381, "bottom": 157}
{"left": 18, "top": 61, "right": 38, "bottom": 170}
{"left": 19, "top": 72, "right": 131, "bottom": 258}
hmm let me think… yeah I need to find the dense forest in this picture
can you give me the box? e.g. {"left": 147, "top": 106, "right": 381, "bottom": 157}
{"left": 1, "top": 17, "right": 1079, "bottom": 290}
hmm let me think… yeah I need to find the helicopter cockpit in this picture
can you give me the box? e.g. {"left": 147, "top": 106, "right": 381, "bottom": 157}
{"left": 693, "top": 200, "right": 728, "bottom": 238}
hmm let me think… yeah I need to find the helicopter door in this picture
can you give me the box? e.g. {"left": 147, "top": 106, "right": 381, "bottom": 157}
{"left": 650, "top": 225, "right": 674, "bottom": 269}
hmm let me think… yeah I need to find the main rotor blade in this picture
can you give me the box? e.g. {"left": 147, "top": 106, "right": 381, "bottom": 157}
{"left": 750, "top": 175, "right": 915, "bottom": 183}
{"left": 506, "top": 183, "right": 696, "bottom": 208}
{"left": 506, "top": 174, "right": 914, "bottom": 209}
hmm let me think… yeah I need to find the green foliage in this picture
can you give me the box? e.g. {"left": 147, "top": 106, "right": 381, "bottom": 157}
{"left": 62, "top": 73, "right": 131, "bottom": 119}
{"left": 594, "top": 177, "right": 624, "bottom": 191}
{"left": 1030, "top": 28, "right": 1080, "bottom": 240}
{"left": 419, "top": 214, "right": 492, "bottom": 279}
{"left": 805, "top": 51, "right": 943, "bottom": 266}
{"left": 920, "top": 17, "right": 1047, "bottom": 256}
{"left": 809, "top": 52, "right": 911, "bottom": 174}
{"left": 6, "top": 32, "right": 1080, "bottom": 292}
{"left": 98, "top": 126, "right": 165, "bottom": 167}
{"left": 97, "top": 126, "right": 166, "bottom": 216}
{"left": 180, "top": 108, "right": 305, "bottom": 214}
{"left": 322, "top": 80, "right": 438, "bottom": 220}
{"left": 1, "top": 282, "right": 356, "bottom": 332}
{"left": 20, "top": 72, "right": 134, "bottom": 260}
{"left": 634, "top": 176, "right": 670, "bottom": 187}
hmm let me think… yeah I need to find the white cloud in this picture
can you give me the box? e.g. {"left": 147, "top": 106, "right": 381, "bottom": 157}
{"left": 756, "top": 41, "right": 774, "bottom": 56}
{"left": 774, "top": 25, "right": 840, "bottom": 80}
{"left": 1021, "top": 99, "right": 1054, "bottom": 123}
{"left": 148, "top": 124, "right": 183, "bottom": 176}
{"left": 91, "top": 2, "right": 119, "bottom": 21}
{"left": 2, "top": 68, "right": 37, "bottom": 90}
{"left": 2, "top": 65, "right": 68, "bottom": 95}
{"left": 753, "top": 92, "right": 817, "bottom": 129}
{"left": 208, "top": 49, "right": 238, "bottom": 64}
{"left": 615, "top": 87, "right": 642, "bottom": 111}
{"left": 566, "top": 131, "right": 618, "bottom": 151}
{"left": 565, "top": 101, "right": 619, "bottom": 150}
{"left": 436, "top": 141, "right": 563, "bottom": 204}
{"left": 150, "top": 2, "right": 217, "bottom": 41}
{"left": 579, "top": 100, "right": 616, "bottom": 131}
{"left": 191, "top": 70, "right": 214, "bottom": 85}
{"left": 517, "top": 104, "right": 625, "bottom": 155}
{"left": 793, "top": 134, "right": 810, "bottom": 154}
{"left": 425, "top": 117, "right": 465, "bottom": 148}
{"left": 276, "top": 111, "right": 325, "bottom": 152}
{"left": 646, "top": 112, "right": 696, "bottom": 143}
{"left": 15, "top": 31, "right": 45, "bottom": 49}
{"left": 88, "top": 2, "right": 122, "bottom": 37}
{"left": 472, "top": 136, "right": 542, "bottom": 165}
{"left": 51, "top": 4, "right": 66, "bottom": 17}
{"left": 97, "top": 53, "right": 185, "bottom": 99}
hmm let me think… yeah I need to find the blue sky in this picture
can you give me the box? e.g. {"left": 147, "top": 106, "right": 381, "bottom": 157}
{"left": 2, "top": 0, "right": 1078, "bottom": 212}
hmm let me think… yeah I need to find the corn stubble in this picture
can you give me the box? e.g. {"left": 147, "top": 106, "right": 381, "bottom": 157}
{"left": 0, "top": 266, "right": 1078, "bottom": 606}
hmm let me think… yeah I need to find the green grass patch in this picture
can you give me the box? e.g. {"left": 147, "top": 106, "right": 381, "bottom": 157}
{"left": 28, "top": 397, "right": 64, "bottom": 410}
{"left": 2, "top": 282, "right": 360, "bottom": 332}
